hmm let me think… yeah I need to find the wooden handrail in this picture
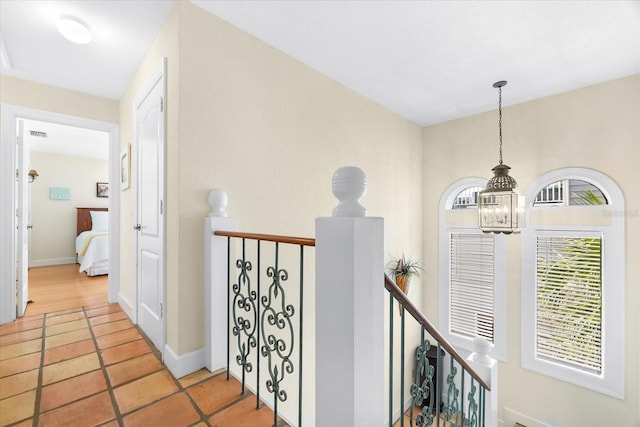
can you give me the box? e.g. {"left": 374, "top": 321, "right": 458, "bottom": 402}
{"left": 213, "top": 230, "right": 316, "bottom": 247}
{"left": 384, "top": 274, "right": 491, "bottom": 391}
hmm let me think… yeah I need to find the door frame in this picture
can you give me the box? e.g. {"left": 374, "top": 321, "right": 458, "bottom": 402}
{"left": 0, "top": 104, "right": 120, "bottom": 324}
{"left": 132, "top": 58, "right": 166, "bottom": 354}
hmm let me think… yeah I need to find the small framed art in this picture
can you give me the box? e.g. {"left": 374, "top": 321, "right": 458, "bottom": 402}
{"left": 96, "top": 182, "right": 109, "bottom": 198}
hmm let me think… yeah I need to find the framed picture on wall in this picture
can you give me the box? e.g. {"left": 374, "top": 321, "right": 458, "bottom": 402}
{"left": 120, "top": 144, "right": 130, "bottom": 190}
{"left": 96, "top": 182, "right": 109, "bottom": 198}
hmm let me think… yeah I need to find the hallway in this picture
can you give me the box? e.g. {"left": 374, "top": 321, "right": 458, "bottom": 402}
{"left": 0, "top": 303, "right": 285, "bottom": 426}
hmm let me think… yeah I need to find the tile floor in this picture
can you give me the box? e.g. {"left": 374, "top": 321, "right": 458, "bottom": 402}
{"left": 0, "top": 303, "right": 284, "bottom": 427}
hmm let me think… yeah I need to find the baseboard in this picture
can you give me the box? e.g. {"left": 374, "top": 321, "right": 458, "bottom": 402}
{"left": 504, "top": 407, "right": 552, "bottom": 427}
{"left": 163, "top": 344, "right": 205, "bottom": 379}
{"left": 118, "top": 293, "right": 134, "bottom": 321}
{"left": 30, "top": 257, "right": 75, "bottom": 267}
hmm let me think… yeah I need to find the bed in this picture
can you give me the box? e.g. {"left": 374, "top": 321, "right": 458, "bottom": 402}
{"left": 76, "top": 207, "right": 109, "bottom": 276}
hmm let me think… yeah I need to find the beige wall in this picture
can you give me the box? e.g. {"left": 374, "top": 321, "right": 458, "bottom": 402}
{"left": 119, "top": 1, "right": 423, "bottom": 366}
{"left": 0, "top": 75, "right": 119, "bottom": 124}
{"left": 422, "top": 74, "right": 640, "bottom": 426}
{"left": 29, "top": 151, "right": 108, "bottom": 263}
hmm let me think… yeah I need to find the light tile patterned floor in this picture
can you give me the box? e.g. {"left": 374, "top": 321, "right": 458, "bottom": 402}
{"left": 0, "top": 303, "right": 284, "bottom": 426}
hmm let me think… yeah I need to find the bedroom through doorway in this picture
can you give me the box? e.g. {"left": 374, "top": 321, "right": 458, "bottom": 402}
{"left": 22, "top": 119, "right": 111, "bottom": 315}
{"left": 1, "top": 104, "right": 120, "bottom": 325}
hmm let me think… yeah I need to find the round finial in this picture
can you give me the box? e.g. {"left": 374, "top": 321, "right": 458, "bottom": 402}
{"left": 493, "top": 80, "right": 507, "bottom": 88}
{"left": 331, "top": 166, "right": 367, "bottom": 217}
{"left": 207, "top": 190, "right": 228, "bottom": 217}
{"left": 472, "top": 336, "right": 492, "bottom": 363}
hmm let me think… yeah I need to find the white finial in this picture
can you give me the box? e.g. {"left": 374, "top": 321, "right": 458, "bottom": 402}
{"left": 472, "top": 336, "right": 492, "bottom": 364}
{"left": 331, "top": 166, "right": 367, "bottom": 217}
{"left": 208, "top": 190, "right": 228, "bottom": 217}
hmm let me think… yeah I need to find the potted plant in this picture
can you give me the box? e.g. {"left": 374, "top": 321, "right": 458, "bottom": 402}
{"left": 387, "top": 254, "right": 422, "bottom": 313}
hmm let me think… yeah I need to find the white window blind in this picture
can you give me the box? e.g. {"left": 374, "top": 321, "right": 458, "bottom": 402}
{"left": 536, "top": 235, "right": 602, "bottom": 373}
{"left": 449, "top": 233, "right": 494, "bottom": 342}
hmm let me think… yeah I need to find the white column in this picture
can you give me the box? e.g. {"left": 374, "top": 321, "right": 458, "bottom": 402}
{"left": 315, "top": 166, "right": 385, "bottom": 426}
{"left": 204, "top": 190, "right": 236, "bottom": 372}
{"left": 466, "top": 337, "right": 498, "bottom": 427}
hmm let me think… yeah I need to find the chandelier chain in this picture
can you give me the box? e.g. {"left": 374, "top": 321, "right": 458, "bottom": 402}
{"left": 498, "top": 85, "right": 503, "bottom": 165}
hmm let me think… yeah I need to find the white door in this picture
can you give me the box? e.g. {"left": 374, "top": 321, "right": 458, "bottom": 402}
{"left": 16, "top": 120, "right": 29, "bottom": 317}
{"left": 135, "top": 64, "right": 165, "bottom": 353}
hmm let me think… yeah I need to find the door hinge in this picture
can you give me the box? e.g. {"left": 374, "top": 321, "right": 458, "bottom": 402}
{"left": 160, "top": 200, "right": 163, "bottom": 215}
{"left": 160, "top": 96, "right": 164, "bottom": 113}
{"left": 160, "top": 303, "right": 163, "bottom": 318}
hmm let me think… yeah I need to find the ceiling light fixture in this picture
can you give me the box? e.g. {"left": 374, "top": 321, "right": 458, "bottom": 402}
{"left": 478, "top": 80, "right": 524, "bottom": 234}
{"left": 56, "top": 15, "right": 92, "bottom": 45}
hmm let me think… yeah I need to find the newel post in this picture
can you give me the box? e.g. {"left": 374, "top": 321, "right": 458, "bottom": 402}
{"left": 466, "top": 337, "right": 498, "bottom": 427}
{"left": 204, "top": 190, "right": 236, "bottom": 372}
{"left": 315, "top": 166, "right": 385, "bottom": 426}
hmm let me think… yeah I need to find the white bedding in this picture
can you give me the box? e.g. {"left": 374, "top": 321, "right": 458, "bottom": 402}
{"left": 76, "top": 231, "right": 109, "bottom": 276}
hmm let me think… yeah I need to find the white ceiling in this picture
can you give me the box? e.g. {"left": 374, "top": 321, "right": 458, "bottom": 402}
{"left": 1, "top": 0, "right": 639, "bottom": 127}
{"left": 24, "top": 119, "right": 109, "bottom": 160}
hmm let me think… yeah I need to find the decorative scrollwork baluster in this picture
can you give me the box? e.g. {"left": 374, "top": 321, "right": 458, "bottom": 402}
{"left": 411, "top": 340, "right": 435, "bottom": 426}
{"left": 444, "top": 359, "right": 460, "bottom": 426}
{"left": 232, "top": 251, "right": 257, "bottom": 383}
{"left": 467, "top": 378, "right": 478, "bottom": 427}
{"left": 261, "top": 244, "right": 295, "bottom": 419}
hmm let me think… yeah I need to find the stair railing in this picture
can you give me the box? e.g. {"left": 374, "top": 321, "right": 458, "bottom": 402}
{"left": 214, "top": 230, "right": 314, "bottom": 427}
{"left": 385, "top": 273, "right": 492, "bottom": 427}
{"left": 205, "top": 168, "right": 496, "bottom": 427}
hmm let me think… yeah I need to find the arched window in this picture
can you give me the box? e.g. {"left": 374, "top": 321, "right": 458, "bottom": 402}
{"left": 521, "top": 168, "right": 624, "bottom": 398}
{"left": 439, "top": 178, "right": 506, "bottom": 361}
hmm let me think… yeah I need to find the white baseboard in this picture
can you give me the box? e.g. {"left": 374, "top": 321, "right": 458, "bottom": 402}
{"left": 163, "top": 344, "right": 205, "bottom": 379}
{"left": 504, "top": 407, "right": 552, "bottom": 427}
{"left": 118, "top": 293, "right": 134, "bottom": 321}
{"left": 30, "top": 257, "right": 76, "bottom": 267}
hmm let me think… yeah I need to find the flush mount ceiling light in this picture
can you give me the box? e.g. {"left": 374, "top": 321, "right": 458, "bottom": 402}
{"left": 56, "top": 15, "right": 92, "bottom": 44}
{"left": 478, "top": 80, "right": 524, "bottom": 234}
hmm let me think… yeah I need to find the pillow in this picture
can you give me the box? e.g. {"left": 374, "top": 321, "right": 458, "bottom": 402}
{"left": 90, "top": 211, "right": 109, "bottom": 232}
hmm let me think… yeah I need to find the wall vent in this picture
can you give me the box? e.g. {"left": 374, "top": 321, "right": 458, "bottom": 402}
{"left": 29, "top": 130, "right": 47, "bottom": 138}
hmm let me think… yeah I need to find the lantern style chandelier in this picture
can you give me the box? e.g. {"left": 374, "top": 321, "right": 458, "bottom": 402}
{"left": 478, "top": 81, "right": 524, "bottom": 234}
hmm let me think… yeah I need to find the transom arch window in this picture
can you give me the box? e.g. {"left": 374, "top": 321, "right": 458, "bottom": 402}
{"left": 439, "top": 178, "right": 507, "bottom": 361}
{"left": 522, "top": 167, "right": 625, "bottom": 399}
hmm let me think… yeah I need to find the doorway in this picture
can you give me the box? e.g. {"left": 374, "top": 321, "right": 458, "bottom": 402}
{"left": 23, "top": 119, "right": 110, "bottom": 315}
{"left": 0, "top": 104, "right": 120, "bottom": 324}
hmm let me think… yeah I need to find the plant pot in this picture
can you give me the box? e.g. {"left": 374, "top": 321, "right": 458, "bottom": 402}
{"left": 395, "top": 274, "right": 409, "bottom": 315}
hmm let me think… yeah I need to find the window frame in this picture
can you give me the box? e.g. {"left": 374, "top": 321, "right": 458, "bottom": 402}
{"left": 521, "top": 168, "right": 625, "bottom": 399}
{"left": 439, "top": 178, "right": 507, "bottom": 361}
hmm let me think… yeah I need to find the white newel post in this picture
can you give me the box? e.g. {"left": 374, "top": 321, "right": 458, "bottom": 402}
{"left": 204, "top": 190, "right": 236, "bottom": 372}
{"left": 315, "top": 166, "right": 385, "bottom": 426}
{"left": 466, "top": 337, "right": 498, "bottom": 427}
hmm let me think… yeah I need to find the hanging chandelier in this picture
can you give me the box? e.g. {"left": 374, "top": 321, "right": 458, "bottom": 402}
{"left": 478, "top": 81, "right": 524, "bottom": 234}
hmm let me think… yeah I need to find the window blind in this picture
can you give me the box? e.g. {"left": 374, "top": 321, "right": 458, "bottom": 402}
{"left": 449, "top": 233, "right": 494, "bottom": 342}
{"left": 536, "top": 235, "right": 602, "bottom": 373}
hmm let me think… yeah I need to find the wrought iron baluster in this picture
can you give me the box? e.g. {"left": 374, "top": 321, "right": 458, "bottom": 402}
{"left": 412, "top": 335, "right": 435, "bottom": 427}
{"left": 400, "top": 307, "right": 405, "bottom": 427}
{"left": 436, "top": 343, "right": 442, "bottom": 427}
{"left": 231, "top": 238, "right": 258, "bottom": 393}
{"left": 261, "top": 241, "right": 295, "bottom": 426}
{"left": 444, "top": 357, "right": 459, "bottom": 426}
{"left": 467, "top": 378, "right": 478, "bottom": 427}
{"left": 298, "top": 245, "right": 305, "bottom": 427}
{"left": 480, "top": 386, "right": 485, "bottom": 427}
{"left": 460, "top": 366, "right": 465, "bottom": 427}
{"left": 389, "top": 294, "right": 394, "bottom": 427}
{"left": 226, "top": 237, "right": 230, "bottom": 381}
{"left": 256, "top": 240, "right": 261, "bottom": 409}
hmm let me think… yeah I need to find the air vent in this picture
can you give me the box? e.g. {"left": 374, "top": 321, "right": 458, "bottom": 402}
{"left": 29, "top": 130, "right": 47, "bottom": 138}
